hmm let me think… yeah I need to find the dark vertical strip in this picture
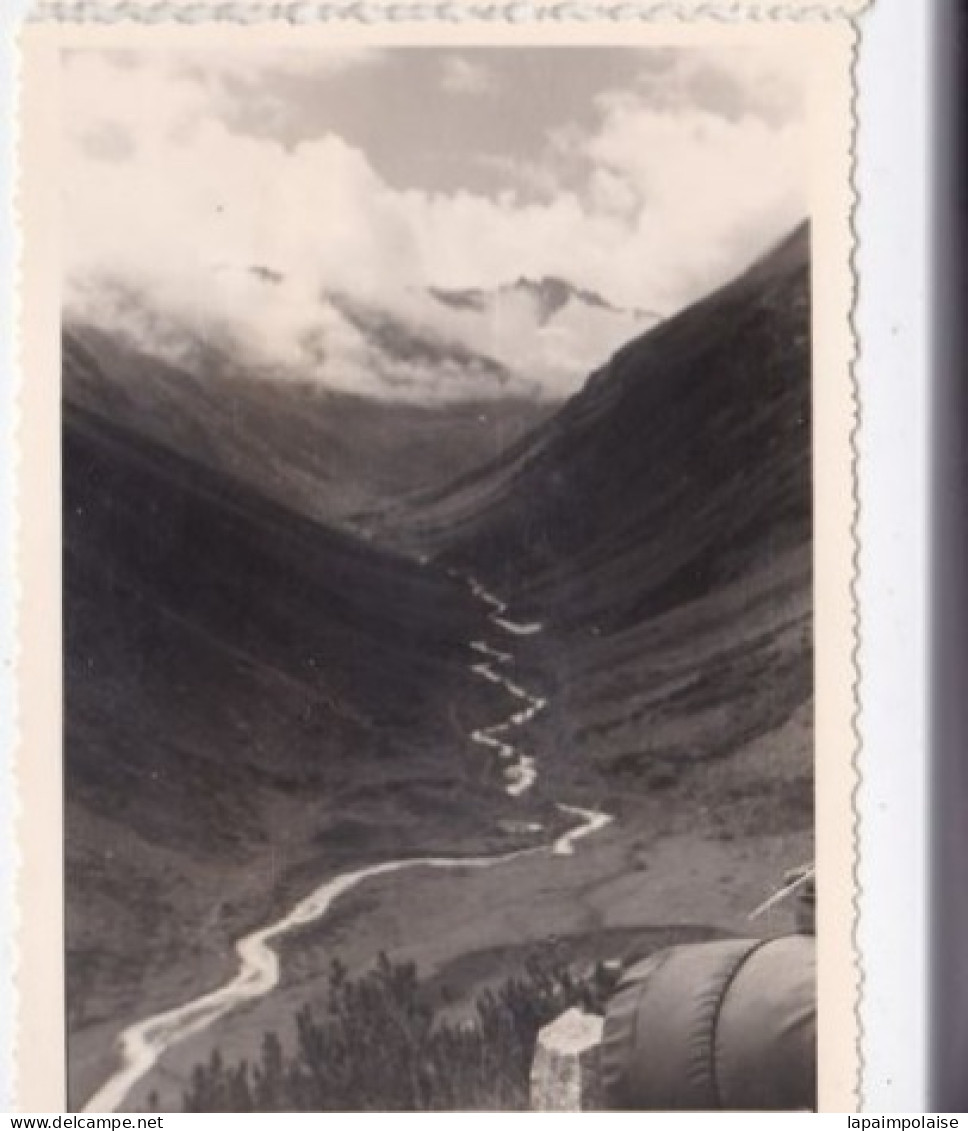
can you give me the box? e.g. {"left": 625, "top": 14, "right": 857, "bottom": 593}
{"left": 931, "top": 0, "right": 968, "bottom": 1111}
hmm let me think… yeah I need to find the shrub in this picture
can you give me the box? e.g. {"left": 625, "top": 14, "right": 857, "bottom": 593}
{"left": 181, "top": 947, "right": 612, "bottom": 1111}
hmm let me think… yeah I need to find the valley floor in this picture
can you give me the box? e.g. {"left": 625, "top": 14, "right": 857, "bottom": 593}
{"left": 68, "top": 558, "right": 813, "bottom": 1112}
{"left": 70, "top": 804, "right": 809, "bottom": 1112}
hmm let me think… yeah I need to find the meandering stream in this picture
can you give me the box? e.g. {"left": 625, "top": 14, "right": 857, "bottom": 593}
{"left": 83, "top": 573, "right": 613, "bottom": 1113}
{"left": 464, "top": 572, "right": 546, "bottom": 796}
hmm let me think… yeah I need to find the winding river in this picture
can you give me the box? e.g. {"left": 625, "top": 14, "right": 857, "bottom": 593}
{"left": 464, "top": 573, "right": 546, "bottom": 796}
{"left": 83, "top": 574, "right": 613, "bottom": 1113}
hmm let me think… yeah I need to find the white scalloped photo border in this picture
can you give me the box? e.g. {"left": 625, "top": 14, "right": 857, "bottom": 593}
{"left": 27, "top": 0, "right": 872, "bottom": 25}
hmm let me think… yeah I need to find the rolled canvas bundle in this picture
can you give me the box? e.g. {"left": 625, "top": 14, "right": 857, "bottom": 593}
{"left": 600, "top": 935, "right": 816, "bottom": 1111}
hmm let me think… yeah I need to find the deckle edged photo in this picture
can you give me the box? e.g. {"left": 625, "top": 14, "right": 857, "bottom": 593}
{"left": 13, "top": 17, "right": 858, "bottom": 1114}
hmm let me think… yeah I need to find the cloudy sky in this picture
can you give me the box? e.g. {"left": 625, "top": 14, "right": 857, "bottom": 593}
{"left": 62, "top": 45, "right": 808, "bottom": 400}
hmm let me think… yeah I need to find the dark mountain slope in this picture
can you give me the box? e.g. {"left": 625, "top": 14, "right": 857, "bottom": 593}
{"left": 63, "top": 401, "right": 525, "bottom": 1099}
{"left": 403, "top": 223, "right": 809, "bottom": 611}
{"left": 63, "top": 325, "right": 553, "bottom": 533}
{"left": 388, "top": 224, "right": 813, "bottom": 826}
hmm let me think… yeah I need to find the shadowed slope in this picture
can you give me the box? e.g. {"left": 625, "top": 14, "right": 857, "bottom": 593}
{"left": 63, "top": 401, "right": 526, "bottom": 1102}
{"left": 63, "top": 325, "right": 553, "bottom": 532}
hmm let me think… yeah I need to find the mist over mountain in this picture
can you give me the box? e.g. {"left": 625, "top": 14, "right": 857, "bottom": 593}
{"left": 429, "top": 275, "right": 661, "bottom": 330}
{"left": 63, "top": 48, "right": 807, "bottom": 409}
{"left": 65, "top": 266, "right": 653, "bottom": 408}
{"left": 61, "top": 266, "right": 657, "bottom": 532}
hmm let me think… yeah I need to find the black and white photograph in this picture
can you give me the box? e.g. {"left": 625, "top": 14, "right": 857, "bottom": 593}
{"left": 13, "top": 21, "right": 857, "bottom": 1113}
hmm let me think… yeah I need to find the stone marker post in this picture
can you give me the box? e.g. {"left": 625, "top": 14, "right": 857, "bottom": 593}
{"left": 530, "top": 1007, "right": 605, "bottom": 1111}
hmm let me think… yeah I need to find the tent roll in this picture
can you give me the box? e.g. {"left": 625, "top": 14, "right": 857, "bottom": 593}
{"left": 600, "top": 935, "right": 816, "bottom": 1111}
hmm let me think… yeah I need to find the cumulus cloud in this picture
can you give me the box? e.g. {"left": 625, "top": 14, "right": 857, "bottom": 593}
{"left": 638, "top": 46, "right": 805, "bottom": 126}
{"left": 62, "top": 47, "right": 807, "bottom": 402}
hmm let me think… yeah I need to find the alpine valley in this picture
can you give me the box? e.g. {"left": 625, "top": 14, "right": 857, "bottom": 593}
{"left": 64, "top": 225, "right": 813, "bottom": 1111}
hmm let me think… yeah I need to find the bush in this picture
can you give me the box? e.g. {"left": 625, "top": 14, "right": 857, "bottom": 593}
{"left": 181, "top": 948, "right": 612, "bottom": 1111}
